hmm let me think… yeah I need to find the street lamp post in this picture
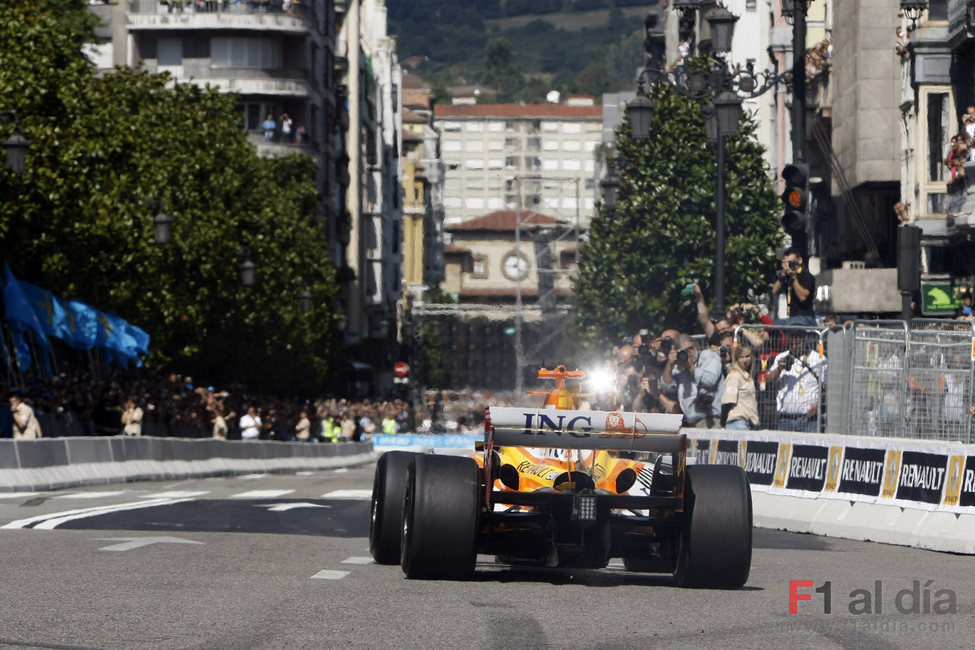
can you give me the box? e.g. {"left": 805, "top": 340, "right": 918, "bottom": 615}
{"left": 1, "top": 110, "right": 30, "bottom": 175}
{"left": 626, "top": 3, "right": 801, "bottom": 314}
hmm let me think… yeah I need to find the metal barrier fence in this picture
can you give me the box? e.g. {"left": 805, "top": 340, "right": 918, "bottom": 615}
{"left": 732, "top": 319, "right": 974, "bottom": 442}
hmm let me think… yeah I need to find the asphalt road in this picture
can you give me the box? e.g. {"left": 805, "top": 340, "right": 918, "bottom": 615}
{"left": 0, "top": 462, "right": 972, "bottom": 649}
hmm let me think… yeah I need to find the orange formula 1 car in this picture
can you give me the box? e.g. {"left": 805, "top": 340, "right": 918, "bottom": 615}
{"left": 369, "top": 366, "right": 752, "bottom": 588}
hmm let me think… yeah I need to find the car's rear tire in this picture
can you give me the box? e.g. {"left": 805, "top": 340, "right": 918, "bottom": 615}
{"left": 369, "top": 451, "right": 416, "bottom": 564}
{"left": 401, "top": 454, "right": 480, "bottom": 580}
{"left": 673, "top": 464, "right": 752, "bottom": 589}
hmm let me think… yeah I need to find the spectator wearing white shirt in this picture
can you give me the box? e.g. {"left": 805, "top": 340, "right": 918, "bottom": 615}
{"left": 239, "top": 406, "right": 262, "bottom": 440}
{"left": 767, "top": 334, "right": 827, "bottom": 433}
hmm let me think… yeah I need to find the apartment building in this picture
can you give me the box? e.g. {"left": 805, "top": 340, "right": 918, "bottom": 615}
{"left": 92, "top": 0, "right": 405, "bottom": 392}
{"left": 433, "top": 98, "right": 603, "bottom": 227}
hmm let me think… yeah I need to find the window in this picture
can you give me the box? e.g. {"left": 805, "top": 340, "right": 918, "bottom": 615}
{"left": 542, "top": 159, "right": 559, "bottom": 171}
{"left": 465, "top": 197, "right": 485, "bottom": 209}
{"left": 158, "top": 37, "right": 182, "bottom": 66}
{"left": 918, "top": 86, "right": 954, "bottom": 217}
{"left": 584, "top": 159, "right": 594, "bottom": 172}
{"left": 543, "top": 197, "right": 559, "bottom": 209}
{"left": 212, "top": 37, "right": 283, "bottom": 68}
{"left": 505, "top": 156, "right": 519, "bottom": 169}
{"left": 543, "top": 139, "right": 558, "bottom": 151}
{"left": 563, "top": 140, "right": 581, "bottom": 151}
{"left": 926, "top": 92, "right": 949, "bottom": 183}
{"left": 526, "top": 137, "right": 541, "bottom": 150}
{"left": 542, "top": 121, "right": 559, "bottom": 132}
{"left": 562, "top": 122, "right": 581, "bottom": 134}
{"left": 241, "top": 101, "right": 281, "bottom": 130}
{"left": 487, "top": 159, "right": 504, "bottom": 170}
{"left": 472, "top": 255, "right": 488, "bottom": 278}
{"left": 504, "top": 137, "right": 519, "bottom": 150}
{"left": 488, "top": 139, "right": 504, "bottom": 151}
{"left": 487, "top": 121, "right": 504, "bottom": 132}
{"left": 465, "top": 122, "right": 484, "bottom": 132}
{"left": 444, "top": 196, "right": 462, "bottom": 208}
{"left": 441, "top": 121, "right": 461, "bottom": 131}
{"left": 465, "top": 159, "right": 484, "bottom": 170}
{"left": 562, "top": 159, "right": 581, "bottom": 171}
{"left": 443, "top": 140, "right": 462, "bottom": 152}
{"left": 183, "top": 35, "right": 210, "bottom": 58}
{"left": 562, "top": 197, "right": 578, "bottom": 209}
{"left": 487, "top": 197, "right": 503, "bottom": 209}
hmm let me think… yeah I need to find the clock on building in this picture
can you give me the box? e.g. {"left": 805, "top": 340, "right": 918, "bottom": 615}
{"left": 501, "top": 252, "right": 529, "bottom": 281}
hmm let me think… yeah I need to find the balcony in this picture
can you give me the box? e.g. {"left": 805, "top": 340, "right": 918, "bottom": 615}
{"left": 246, "top": 131, "right": 317, "bottom": 159}
{"left": 146, "top": 61, "right": 314, "bottom": 96}
{"left": 129, "top": 0, "right": 310, "bottom": 33}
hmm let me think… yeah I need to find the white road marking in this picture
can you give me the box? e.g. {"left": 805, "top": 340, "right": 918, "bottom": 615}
{"left": 333, "top": 468, "right": 349, "bottom": 474}
{"left": 240, "top": 474, "right": 267, "bottom": 480}
{"left": 295, "top": 471, "right": 315, "bottom": 476}
{"left": 54, "top": 491, "right": 126, "bottom": 499}
{"left": 0, "top": 492, "right": 39, "bottom": 498}
{"left": 258, "top": 502, "right": 330, "bottom": 512}
{"left": 341, "top": 556, "right": 374, "bottom": 565}
{"left": 311, "top": 570, "right": 350, "bottom": 580}
{"left": 142, "top": 491, "right": 210, "bottom": 499}
{"left": 321, "top": 489, "right": 372, "bottom": 500}
{"left": 230, "top": 489, "right": 295, "bottom": 499}
{"left": 607, "top": 559, "right": 625, "bottom": 568}
{"left": 2, "top": 498, "right": 196, "bottom": 530}
{"left": 95, "top": 536, "right": 205, "bottom": 552}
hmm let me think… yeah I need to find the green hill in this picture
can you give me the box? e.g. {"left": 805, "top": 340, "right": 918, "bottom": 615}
{"left": 387, "top": 0, "right": 659, "bottom": 103}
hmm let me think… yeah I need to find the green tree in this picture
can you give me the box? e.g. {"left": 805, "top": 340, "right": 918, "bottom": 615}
{"left": 483, "top": 37, "right": 524, "bottom": 101}
{"left": 572, "top": 82, "right": 782, "bottom": 350}
{"left": 0, "top": 0, "right": 339, "bottom": 395}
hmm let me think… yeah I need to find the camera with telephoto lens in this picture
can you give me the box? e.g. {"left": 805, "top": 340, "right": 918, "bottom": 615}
{"left": 659, "top": 336, "right": 673, "bottom": 353}
{"left": 676, "top": 348, "right": 689, "bottom": 364}
{"left": 719, "top": 344, "right": 730, "bottom": 360}
{"left": 788, "top": 259, "right": 799, "bottom": 271}
{"left": 782, "top": 354, "right": 795, "bottom": 371}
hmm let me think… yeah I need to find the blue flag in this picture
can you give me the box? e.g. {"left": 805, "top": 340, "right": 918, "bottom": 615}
{"left": 64, "top": 300, "right": 99, "bottom": 350}
{"left": 17, "top": 279, "right": 73, "bottom": 341}
{"left": 3, "top": 265, "right": 49, "bottom": 346}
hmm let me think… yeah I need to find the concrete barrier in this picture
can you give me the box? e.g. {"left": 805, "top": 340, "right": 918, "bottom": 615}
{"left": 0, "top": 437, "right": 376, "bottom": 492}
{"left": 688, "top": 428, "right": 975, "bottom": 555}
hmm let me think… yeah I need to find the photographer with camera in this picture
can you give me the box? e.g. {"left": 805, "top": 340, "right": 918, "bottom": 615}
{"left": 660, "top": 333, "right": 724, "bottom": 428}
{"left": 627, "top": 331, "right": 679, "bottom": 413}
{"left": 772, "top": 249, "right": 817, "bottom": 327}
{"left": 766, "top": 332, "right": 827, "bottom": 432}
{"left": 691, "top": 284, "right": 771, "bottom": 349}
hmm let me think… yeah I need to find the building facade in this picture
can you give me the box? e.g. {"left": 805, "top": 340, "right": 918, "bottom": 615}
{"left": 433, "top": 99, "right": 603, "bottom": 227}
{"left": 335, "top": 0, "right": 403, "bottom": 391}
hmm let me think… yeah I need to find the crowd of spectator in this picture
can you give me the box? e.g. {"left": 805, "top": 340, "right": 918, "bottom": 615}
{"left": 0, "top": 366, "right": 423, "bottom": 442}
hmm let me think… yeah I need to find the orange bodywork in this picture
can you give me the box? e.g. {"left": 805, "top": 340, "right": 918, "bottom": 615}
{"left": 479, "top": 365, "right": 647, "bottom": 500}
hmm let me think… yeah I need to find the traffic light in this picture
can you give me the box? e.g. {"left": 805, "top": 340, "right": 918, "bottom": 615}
{"left": 780, "top": 162, "right": 809, "bottom": 251}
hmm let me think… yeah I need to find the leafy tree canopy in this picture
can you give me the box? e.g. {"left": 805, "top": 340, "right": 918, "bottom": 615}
{"left": 0, "top": 0, "right": 339, "bottom": 395}
{"left": 571, "top": 80, "right": 782, "bottom": 354}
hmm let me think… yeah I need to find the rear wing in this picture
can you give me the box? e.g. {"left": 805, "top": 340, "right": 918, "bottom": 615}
{"left": 486, "top": 406, "right": 685, "bottom": 453}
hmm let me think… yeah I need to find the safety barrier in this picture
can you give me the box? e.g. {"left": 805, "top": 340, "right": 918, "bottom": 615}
{"left": 731, "top": 319, "right": 974, "bottom": 443}
{"left": 688, "top": 428, "right": 975, "bottom": 554}
{"left": 0, "top": 437, "right": 375, "bottom": 492}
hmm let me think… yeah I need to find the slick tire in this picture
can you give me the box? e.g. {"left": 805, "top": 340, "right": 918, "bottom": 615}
{"left": 401, "top": 454, "right": 480, "bottom": 580}
{"left": 369, "top": 451, "right": 416, "bottom": 564}
{"left": 673, "top": 465, "right": 752, "bottom": 589}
